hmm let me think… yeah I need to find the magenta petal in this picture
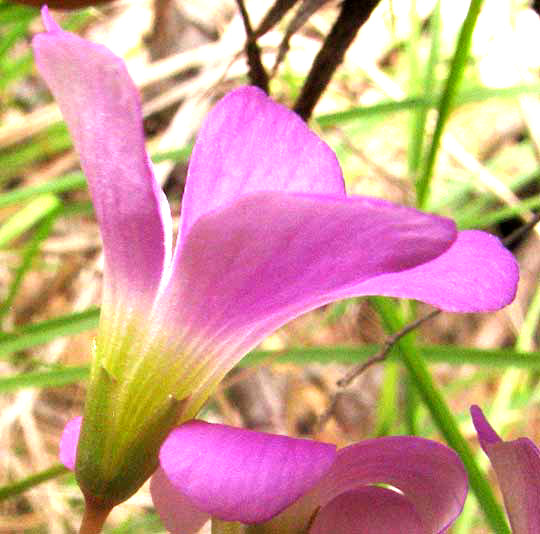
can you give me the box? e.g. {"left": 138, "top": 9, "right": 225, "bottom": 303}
{"left": 33, "top": 11, "right": 169, "bottom": 301}
{"left": 178, "top": 86, "right": 345, "bottom": 244}
{"left": 470, "top": 404, "right": 502, "bottom": 448}
{"left": 162, "top": 192, "right": 456, "bottom": 337}
{"left": 59, "top": 416, "right": 82, "bottom": 470}
{"left": 150, "top": 468, "right": 210, "bottom": 534}
{"left": 159, "top": 421, "right": 337, "bottom": 523}
{"left": 472, "top": 406, "right": 540, "bottom": 533}
{"left": 309, "top": 487, "right": 424, "bottom": 534}
{"left": 358, "top": 230, "right": 518, "bottom": 312}
{"left": 310, "top": 437, "right": 467, "bottom": 533}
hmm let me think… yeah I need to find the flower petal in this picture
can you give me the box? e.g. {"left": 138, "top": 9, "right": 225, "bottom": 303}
{"left": 178, "top": 86, "right": 345, "bottom": 245}
{"left": 471, "top": 406, "right": 540, "bottom": 533}
{"left": 309, "top": 487, "right": 424, "bottom": 534}
{"left": 159, "top": 421, "right": 337, "bottom": 523}
{"left": 358, "top": 230, "right": 518, "bottom": 312}
{"left": 311, "top": 437, "right": 467, "bottom": 533}
{"left": 33, "top": 8, "right": 170, "bottom": 306}
{"left": 153, "top": 189, "right": 513, "bottom": 414}
{"left": 150, "top": 468, "right": 210, "bottom": 534}
{"left": 59, "top": 416, "right": 82, "bottom": 470}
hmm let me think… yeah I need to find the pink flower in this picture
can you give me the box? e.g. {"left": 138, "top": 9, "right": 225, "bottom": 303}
{"left": 62, "top": 418, "right": 468, "bottom": 532}
{"left": 34, "top": 5, "right": 518, "bottom": 512}
{"left": 471, "top": 406, "right": 540, "bottom": 533}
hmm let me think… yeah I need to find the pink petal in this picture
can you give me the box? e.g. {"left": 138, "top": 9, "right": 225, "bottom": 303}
{"left": 358, "top": 230, "right": 518, "bottom": 312}
{"left": 309, "top": 487, "right": 424, "bottom": 534}
{"left": 158, "top": 421, "right": 337, "bottom": 523}
{"left": 311, "top": 437, "right": 467, "bottom": 533}
{"left": 155, "top": 190, "right": 515, "bottom": 414}
{"left": 177, "top": 86, "right": 345, "bottom": 246}
{"left": 59, "top": 416, "right": 82, "bottom": 470}
{"left": 471, "top": 406, "right": 540, "bottom": 533}
{"left": 150, "top": 468, "right": 210, "bottom": 534}
{"left": 33, "top": 9, "right": 170, "bottom": 305}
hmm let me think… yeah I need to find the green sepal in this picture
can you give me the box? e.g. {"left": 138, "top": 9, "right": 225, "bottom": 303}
{"left": 75, "top": 362, "right": 186, "bottom": 507}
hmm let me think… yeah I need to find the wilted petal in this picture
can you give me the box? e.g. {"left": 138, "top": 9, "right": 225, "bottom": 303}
{"left": 150, "top": 468, "right": 210, "bottom": 534}
{"left": 471, "top": 406, "right": 540, "bottom": 533}
{"left": 177, "top": 86, "right": 345, "bottom": 245}
{"left": 33, "top": 8, "right": 170, "bottom": 308}
{"left": 159, "top": 421, "right": 336, "bottom": 523}
{"left": 309, "top": 437, "right": 467, "bottom": 533}
{"left": 309, "top": 486, "right": 424, "bottom": 534}
{"left": 59, "top": 416, "right": 82, "bottom": 470}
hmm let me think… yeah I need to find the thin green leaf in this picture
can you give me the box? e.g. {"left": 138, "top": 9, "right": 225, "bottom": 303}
{"left": 0, "top": 194, "right": 61, "bottom": 248}
{"left": 373, "top": 296, "right": 510, "bottom": 533}
{"left": 0, "top": 365, "right": 88, "bottom": 393}
{"left": 0, "top": 172, "right": 86, "bottom": 209}
{"left": 0, "top": 3, "right": 36, "bottom": 24}
{"left": 0, "top": 308, "right": 99, "bottom": 358}
{"left": 0, "top": 463, "right": 69, "bottom": 501}
{"left": 408, "top": 0, "right": 440, "bottom": 175}
{"left": 0, "top": 204, "right": 61, "bottom": 318}
{"left": 416, "top": 0, "right": 485, "bottom": 207}
{"left": 2, "top": 345, "right": 539, "bottom": 392}
{"left": 315, "top": 84, "right": 540, "bottom": 127}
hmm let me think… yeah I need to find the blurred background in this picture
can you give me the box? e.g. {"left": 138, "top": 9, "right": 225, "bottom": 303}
{"left": 0, "top": 0, "right": 539, "bottom": 531}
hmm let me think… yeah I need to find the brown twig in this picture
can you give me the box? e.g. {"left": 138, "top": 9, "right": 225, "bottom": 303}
{"left": 315, "top": 308, "right": 440, "bottom": 433}
{"left": 271, "top": 0, "right": 329, "bottom": 76}
{"left": 235, "top": 0, "right": 269, "bottom": 93}
{"left": 293, "top": 0, "right": 379, "bottom": 120}
{"left": 316, "top": 213, "right": 539, "bottom": 433}
{"left": 502, "top": 211, "right": 540, "bottom": 248}
{"left": 337, "top": 309, "right": 441, "bottom": 388}
{"left": 255, "top": 0, "right": 302, "bottom": 37}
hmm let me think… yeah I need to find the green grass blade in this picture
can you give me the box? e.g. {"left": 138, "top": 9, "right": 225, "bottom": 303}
{"left": 0, "top": 308, "right": 99, "bottom": 358}
{"left": 0, "top": 3, "right": 36, "bottom": 24}
{"left": 415, "top": 0, "right": 485, "bottom": 207}
{"left": 0, "top": 19, "right": 30, "bottom": 59}
{"left": 0, "top": 194, "right": 61, "bottom": 248}
{"left": 315, "top": 84, "right": 540, "bottom": 127}
{"left": 463, "top": 194, "right": 540, "bottom": 229}
{"left": 0, "top": 205, "right": 61, "bottom": 318}
{"left": 0, "top": 172, "right": 86, "bottom": 209}
{"left": 0, "top": 464, "right": 69, "bottom": 501}
{"left": 373, "top": 297, "right": 510, "bottom": 533}
{"left": 376, "top": 361, "right": 399, "bottom": 436}
{"left": 408, "top": 0, "right": 441, "bottom": 175}
{"left": 0, "top": 365, "right": 89, "bottom": 393}
{"left": 3, "top": 344, "right": 539, "bottom": 393}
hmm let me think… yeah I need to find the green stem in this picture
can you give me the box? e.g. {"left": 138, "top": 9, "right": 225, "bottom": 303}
{"left": 0, "top": 463, "right": 68, "bottom": 501}
{"left": 374, "top": 298, "right": 510, "bottom": 533}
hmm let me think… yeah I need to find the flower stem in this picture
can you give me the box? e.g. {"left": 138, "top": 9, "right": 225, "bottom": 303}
{"left": 79, "top": 499, "right": 112, "bottom": 534}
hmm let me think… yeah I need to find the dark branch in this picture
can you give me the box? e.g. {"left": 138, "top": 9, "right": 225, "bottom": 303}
{"left": 272, "top": 0, "right": 329, "bottom": 75}
{"left": 337, "top": 309, "right": 440, "bottom": 388}
{"left": 235, "top": 0, "right": 269, "bottom": 93}
{"left": 255, "top": 0, "right": 301, "bottom": 37}
{"left": 502, "top": 212, "right": 540, "bottom": 248}
{"left": 293, "top": 0, "right": 380, "bottom": 120}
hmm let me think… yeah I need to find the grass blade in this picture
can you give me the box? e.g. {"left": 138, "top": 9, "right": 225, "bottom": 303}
{"left": 0, "top": 464, "right": 69, "bottom": 501}
{"left": 0, "top": 194, "right": 61, "bottom": 248}
{"left": 415, "top": 0, "right": 485, "bottom": 207}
